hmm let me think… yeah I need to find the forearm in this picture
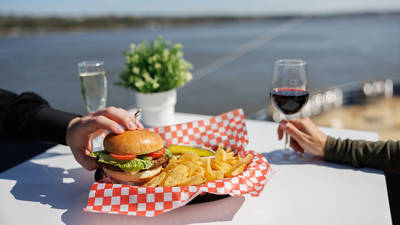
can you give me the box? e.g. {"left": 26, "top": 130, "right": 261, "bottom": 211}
{"left": 24, "top": 107, "right": 78, "bottom": 144}
{"left": 0, "top": 89, "right": 78, "bottom": 145}
{"left": 324, "top": 136, "right": 400, "bottom": 172}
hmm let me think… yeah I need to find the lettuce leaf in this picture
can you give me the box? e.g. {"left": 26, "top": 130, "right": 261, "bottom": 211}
{"left": 90, "top": 149, "right": 172, "bottom": 172}
{"left": 164, "top": 148, "right": 172, "bottom": 158}
{"left": 90, "top": 151, "right": 152, "bottom": 172}
{"left": 90, "top": 150, "right": 108, "bottom": 157}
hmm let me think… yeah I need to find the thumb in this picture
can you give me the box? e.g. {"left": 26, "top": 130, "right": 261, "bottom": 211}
{"left": 82, "top": 156, "right": 98, "bottom": 171}
{"left": 277, "top": 121, "right": 285, "bottom": 140}
{"left": 82, "top": 148, "right": 98, "bottom": 170}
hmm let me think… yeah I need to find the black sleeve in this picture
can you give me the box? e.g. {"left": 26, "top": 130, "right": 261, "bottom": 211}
{"left": 0, "top": 89, "right": 79, "bottom": 145}
{"left": 324, "top": 136, "right": 400, "bottom": 173}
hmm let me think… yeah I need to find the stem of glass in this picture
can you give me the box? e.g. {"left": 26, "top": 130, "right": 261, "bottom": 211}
{"left": 284, "top": 115, "right": 291, "bottom": 152}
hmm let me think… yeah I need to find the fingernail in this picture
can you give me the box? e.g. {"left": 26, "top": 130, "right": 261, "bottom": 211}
{"left": 128, "top": 121, "right": 135, "bottom": 129}
{"left": 282, "top": 121, "right": 288, "bottom": 128}
{"left": 117, "top": 126, "right": 124, "bottom": 133}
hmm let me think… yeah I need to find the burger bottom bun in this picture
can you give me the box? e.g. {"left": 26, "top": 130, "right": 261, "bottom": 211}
{"left": 103, "top": 166, "right": 162, "bottom": 185}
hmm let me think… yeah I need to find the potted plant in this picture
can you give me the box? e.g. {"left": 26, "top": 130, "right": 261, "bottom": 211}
{"left": 116, "top": 36, "right": 193, "bottom": 127}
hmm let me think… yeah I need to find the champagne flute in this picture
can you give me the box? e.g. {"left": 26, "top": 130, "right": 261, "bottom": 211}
{"left": 270, "top": 59, "right": 309, "bottom": 161}
{"left": 78, "top": 60, "right": 107, "bottom": 150}
{"left": 78, "top": 61, "right": 107, "bottom": 113}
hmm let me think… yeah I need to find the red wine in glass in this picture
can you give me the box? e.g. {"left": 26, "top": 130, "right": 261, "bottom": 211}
{"left": 271, "top": 88, "right": 309, "bottom": 115}
{"left": 269, "top": 59, "right": 309, "bottom": 162}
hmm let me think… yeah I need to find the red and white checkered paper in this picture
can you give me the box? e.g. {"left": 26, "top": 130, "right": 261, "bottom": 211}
{"left": 84, "top": 108, "right": 273, "bottom": 217}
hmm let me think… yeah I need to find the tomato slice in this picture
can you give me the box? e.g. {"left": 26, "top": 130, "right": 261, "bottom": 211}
{"left": 110, "top": 153, "right": 137, "bottom": 160}
{"left": 147, "top": 148, "right": 165, "bottom": 158}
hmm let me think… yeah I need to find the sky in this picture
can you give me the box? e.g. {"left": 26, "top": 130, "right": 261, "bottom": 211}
{"left": 1, "top": 0, "right": 400, "bottom": 17}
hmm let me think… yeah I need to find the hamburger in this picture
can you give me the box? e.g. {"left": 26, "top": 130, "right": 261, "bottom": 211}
{"left": 90, "top": 130, "right": 172, "bottom": 185}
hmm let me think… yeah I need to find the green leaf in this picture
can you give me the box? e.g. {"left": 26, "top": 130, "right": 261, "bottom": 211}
{"left": 164, "top": 148, "right": 173, "bottom": 158}
{"left": 89, "top": 150, "right": 108, "bottom": 157}
{"left": 90, "top": 151, "right": 152, "bottom": 172}
{"left": 115, "top": 36, "right": 193, "bottom": 93}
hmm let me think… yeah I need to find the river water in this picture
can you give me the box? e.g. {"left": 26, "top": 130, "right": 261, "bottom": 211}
{"left": 0, "top": 14, "right": 399, "bottom": 116}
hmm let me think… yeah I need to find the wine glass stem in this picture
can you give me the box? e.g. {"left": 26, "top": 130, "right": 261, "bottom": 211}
{"left": 91, "top": 106, "right": 106, "bottom": 151}
{"left": 284, "top": 132, "right": 288, "bottom": 150}
{"left": 284, "top": 115, "right": 291, "bottom": 151}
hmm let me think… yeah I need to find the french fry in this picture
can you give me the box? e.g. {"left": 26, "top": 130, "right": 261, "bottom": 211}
{"left": 211, "top": 160, "right": 231, "bottom": 173}
{"left": 228, "top": 158, "right": 239, "bottom": 166}
{"left": 225, "top": 154, "right": 253, "bottom": 177}
{"left": 144, "top": 144, "right": 252, "bottom": 187}
{"left": 214, "top": 170, "right": 224, "bottom": 180}
{"left": 226, "top": 163, "right": 247, "bottom": 177}
{"left": 204, "top": 158, "right": 216, "bottom": 182}
{"left": 226, "top": 151, "right": 235, "bottom": 158}
{"left": 214, "top": 144, "right": 225, "bottom": 162}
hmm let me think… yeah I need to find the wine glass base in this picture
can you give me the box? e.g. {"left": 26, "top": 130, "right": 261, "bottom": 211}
{"left": 266, "top": 150, "right": 303, "bottom": 163}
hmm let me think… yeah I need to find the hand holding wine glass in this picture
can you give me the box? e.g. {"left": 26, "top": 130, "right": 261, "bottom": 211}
{"left": 270, "top": 59, "right": 309, "bottom": 161}
{"left": 277, "top": 118, "right": 327, "bottom": 157}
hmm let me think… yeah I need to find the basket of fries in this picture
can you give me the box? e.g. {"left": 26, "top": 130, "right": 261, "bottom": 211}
{"left": 84, "top": 109, "right": 273, "bottom": 217}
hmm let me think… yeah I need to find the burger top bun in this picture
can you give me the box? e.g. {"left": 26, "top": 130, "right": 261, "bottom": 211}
{"left": 103, "top": 130, "right": 163, "bottom": 155}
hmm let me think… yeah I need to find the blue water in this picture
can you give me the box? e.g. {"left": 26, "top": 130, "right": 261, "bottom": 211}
{"left": 0, "top": 15, "right": 399, "bottom": 116}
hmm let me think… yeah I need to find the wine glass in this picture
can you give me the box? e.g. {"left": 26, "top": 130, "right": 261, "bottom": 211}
{"left": 270, "top": 59, "right": 309, "bottom": 161}
{"left": 78, "top": 61, "right": 107, "bottom": 113}
{"left": 78, "top": 60, "right": 107, "bottom": 150}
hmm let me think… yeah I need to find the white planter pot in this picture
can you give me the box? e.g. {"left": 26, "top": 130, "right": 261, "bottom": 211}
{"left": 135, "top": 89, "right": 177, "bottom": 127}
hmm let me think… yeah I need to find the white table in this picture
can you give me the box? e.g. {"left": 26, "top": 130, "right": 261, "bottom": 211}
{"left": 0, "top": 112, "right": 392, "bottom": 225}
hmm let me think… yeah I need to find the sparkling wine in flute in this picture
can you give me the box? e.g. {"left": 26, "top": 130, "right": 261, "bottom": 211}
{"left": 78, "top": 60, "right": 108, "bottom": 151}
{"left": 79, "top": 71, "right": 107, "bottom": 112}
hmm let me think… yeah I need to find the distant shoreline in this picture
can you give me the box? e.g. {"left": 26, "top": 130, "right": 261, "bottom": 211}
{"left": 1, "top": 11, "right": 399, "bottom": 37}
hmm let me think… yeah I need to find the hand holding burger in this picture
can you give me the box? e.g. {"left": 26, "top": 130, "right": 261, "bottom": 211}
{"left": 66, "top": 107, "right": 143, "bottom": 171}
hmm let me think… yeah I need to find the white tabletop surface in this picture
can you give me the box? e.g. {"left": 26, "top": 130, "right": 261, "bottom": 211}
{"left": 0, "top": 112, "right": 392, "bottom": 225}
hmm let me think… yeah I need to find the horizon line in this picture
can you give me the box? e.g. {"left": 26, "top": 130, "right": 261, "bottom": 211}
{"left": 1, "top": 9, "right": 400, "bottom": 19}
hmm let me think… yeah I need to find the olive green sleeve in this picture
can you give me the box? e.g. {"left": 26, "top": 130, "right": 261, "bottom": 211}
{"left": 324, "top": 136, "right": 400, "bottom": 172}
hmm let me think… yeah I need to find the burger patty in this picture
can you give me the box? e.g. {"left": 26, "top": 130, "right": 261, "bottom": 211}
{"left": 149, "top": 155, "right": 170, "bottom": 169}
{"left": 97, "top": 161, "right": 123, "bottom": 171}
{"left": 97, "top": 155, "right": 170, "bottom": 172}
